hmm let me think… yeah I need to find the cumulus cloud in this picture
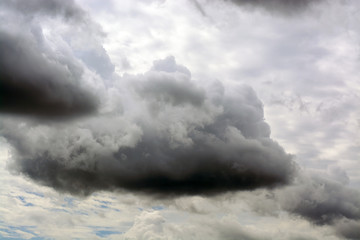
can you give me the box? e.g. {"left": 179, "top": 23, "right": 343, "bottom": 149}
{"left": 2, "top": 56, "right": 296, "bottom": 196}
{"left": 0, "top": 0, "right": 104, "bottom": 119}
{"left": 279, "top": 174, "right": 360, "bottom": 225}
{"left": 0, "top": 30, "right": 98, "bottom": 119}
{"left": 236, "top": 171, "right": 360, "bottom": 239}
{"left": 239, "top": 172, "right": 360, "bottom": 239}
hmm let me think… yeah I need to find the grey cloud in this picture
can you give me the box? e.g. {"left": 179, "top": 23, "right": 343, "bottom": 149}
{"left": 75, "top": 48, "right": 115, "bottom": 79}
{"left": 124, "top": 211, "right": 267, "bottom": 240}
{"left": 1, "top": 0, "right": 117, "bottom": 80}
{"left": 0, "top": 30, "right": 98, "bottom": 119}
{"left": 238, "top": 171, "right": 360, "bottom": 239}
{"left": 144, "top": 56, "right": 201, "bottom": 107}
{"left": 152, "top": 56, "right": 192, "bottom": 77}
{"left": 191, "top": 0, "right": 208, "bottom": 17}
{"left": 223, "top": 0, "right": 325, "bottom": 15}
{"left": 0, "top": 0, "right": 86, "bottom": 21}
{"left": 335, "top": 219, "right": 360, "bottom": 240}
{"left": 279, "top": 175, "right": 360, "bottom": 226}
{"left": 0, "top": 0, "right": 116, "bottom": 119}
{"left": 215, "top": 222, "right": 267, "bottom": 240}
{"left": 273, "top": 173, "right": 360, "bottom": 239}
{"left": 2, "top": 57, "right": 296, "bottom": 197}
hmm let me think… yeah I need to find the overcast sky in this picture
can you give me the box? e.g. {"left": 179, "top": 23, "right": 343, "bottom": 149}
{"left": 1, "top": 0, "right": 360, "bottom": 239}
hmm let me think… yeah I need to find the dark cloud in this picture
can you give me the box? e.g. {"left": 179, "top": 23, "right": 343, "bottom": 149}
{"left": 0, "top": 0, "right": 86, "bottom": 21}
{"left": 2, "top": 57, "right": 296, "bottom": 197}
{"left": 219, "top": 0, "right": 325, "bottom": 15}
{"left": 279, "top": 175, "right": 360, "bottom": 225}
{"left": 273, "top": 174, "right": 360, "bottom": 239}
{"left": 0, "top": 0, "right": 116, "bottom": 80}
{"left": 0, "top": 0, "right": 112, "bottom": 119}
{"left": 335, "top": 219, "right": 360, "bottom": 240}
{"left": 0, "top": 30, "right": 98, "bottom": 119}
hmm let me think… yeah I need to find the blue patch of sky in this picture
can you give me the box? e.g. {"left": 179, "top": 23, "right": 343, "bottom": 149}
{"left": 0, "top": 226, "right": 42, "bottom": 240}
{"left": 16, "top": 196, "right": 34, "bottom": 207}
{"left": 95, "top": 230, "right": 123, "bottom": 238}
{"left": 152, "top": 206, "right": 164, "bottom": 211}
{"left": 15, "top": 196, "right": 25, "bottom": 203}
{"left": 50, "top": 208, "right": 69, "bottom": 213}
{"left": 89, "top": 226, "right": 123, "bottom": 237}
{"left": 25, "top": 191, "right": 44, "bottom": 198}
{"left": 74, "top": 210, "right": 89, "bottom": 216}
{"left": 94, "top": 200, "right": 121, "bottom": 212}
{"left": 96, "top": 200, "right": 112, "bottom": 205}
{"left": 62, "top": 197, "right": 75, "bottom": 207}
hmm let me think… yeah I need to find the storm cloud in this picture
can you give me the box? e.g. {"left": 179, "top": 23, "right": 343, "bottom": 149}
{"left": 0, "top": 31, "right": 98, "bottom": 119}
{"left": 0, "top": 0, "right": 110, "bottom": 119}
{"left": 2, "top": 56, "right": 296, "bottom": 196}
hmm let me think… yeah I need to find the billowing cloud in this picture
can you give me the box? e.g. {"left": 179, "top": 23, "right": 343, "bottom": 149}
{"left": 279, "top": 175, "right": 360, "bottom": 226}
{"left": 335, "top": 219, "right": 360, "bottom": 240}
{"left": 277, "top": 174, "right": 360, "bottom": 239}
{"left": 2, "top": 56, "right": 296, "bottom": 196}
{"left": 0, "top": 30, "right": 98, "bottom": 119}
{"left": 0, "top": 0, "right": 103, "bottom": 119}
{"left": 239, "top": 172, "right": 360, "bottom": 239}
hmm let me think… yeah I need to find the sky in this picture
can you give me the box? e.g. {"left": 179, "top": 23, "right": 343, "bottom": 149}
{"left": 0, "top": 0, "right": 360, "bottom": 239}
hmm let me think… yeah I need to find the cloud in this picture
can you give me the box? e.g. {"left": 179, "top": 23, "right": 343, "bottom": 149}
{"left": 0, "top": 0, "right": 86, "bottom": 21}
{"left": 220, "top": 0, "right": 325, "bottom": 15}
{"left": 335, "top": 219, "right": 360, "bottom": 240}
{"left": 124, "top": 211, "right": 266, "bottom": 240}
{"left": 281, "top": 176, "right": 360, "bottom": 239}
{"left": 0, "top": 30, "right": 98, "bottom": 119}
{"left": 2, "top": 56, "right": 295, "bottom": 197}
{"left": 1, "top": 1, "right": 360, "bottom": 239}
{"left": 0, "top": 0, "right": 105, "bottom": 120}
{"left": 237, "top": 171, "right": 360, "bottom": 239}
{"left": 279, "top": 175, "right": 360, "bottom": 225}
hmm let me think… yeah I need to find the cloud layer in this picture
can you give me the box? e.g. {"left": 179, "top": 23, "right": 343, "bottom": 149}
{"left": 1, "top": 0, "right": 360, "bottom": 239}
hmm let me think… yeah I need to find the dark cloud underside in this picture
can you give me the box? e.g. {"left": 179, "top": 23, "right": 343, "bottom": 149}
{"left": 0, "top": 0, "right": 86, "bottom": 21}
{"left": 2, "top": 56, "right": 295, "bottom": 197}
{"left": 0, "top": 32, "right": 98, "bottom": 119}
{"left": 223, "top": 0, "right": 324, "bottom": 14}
